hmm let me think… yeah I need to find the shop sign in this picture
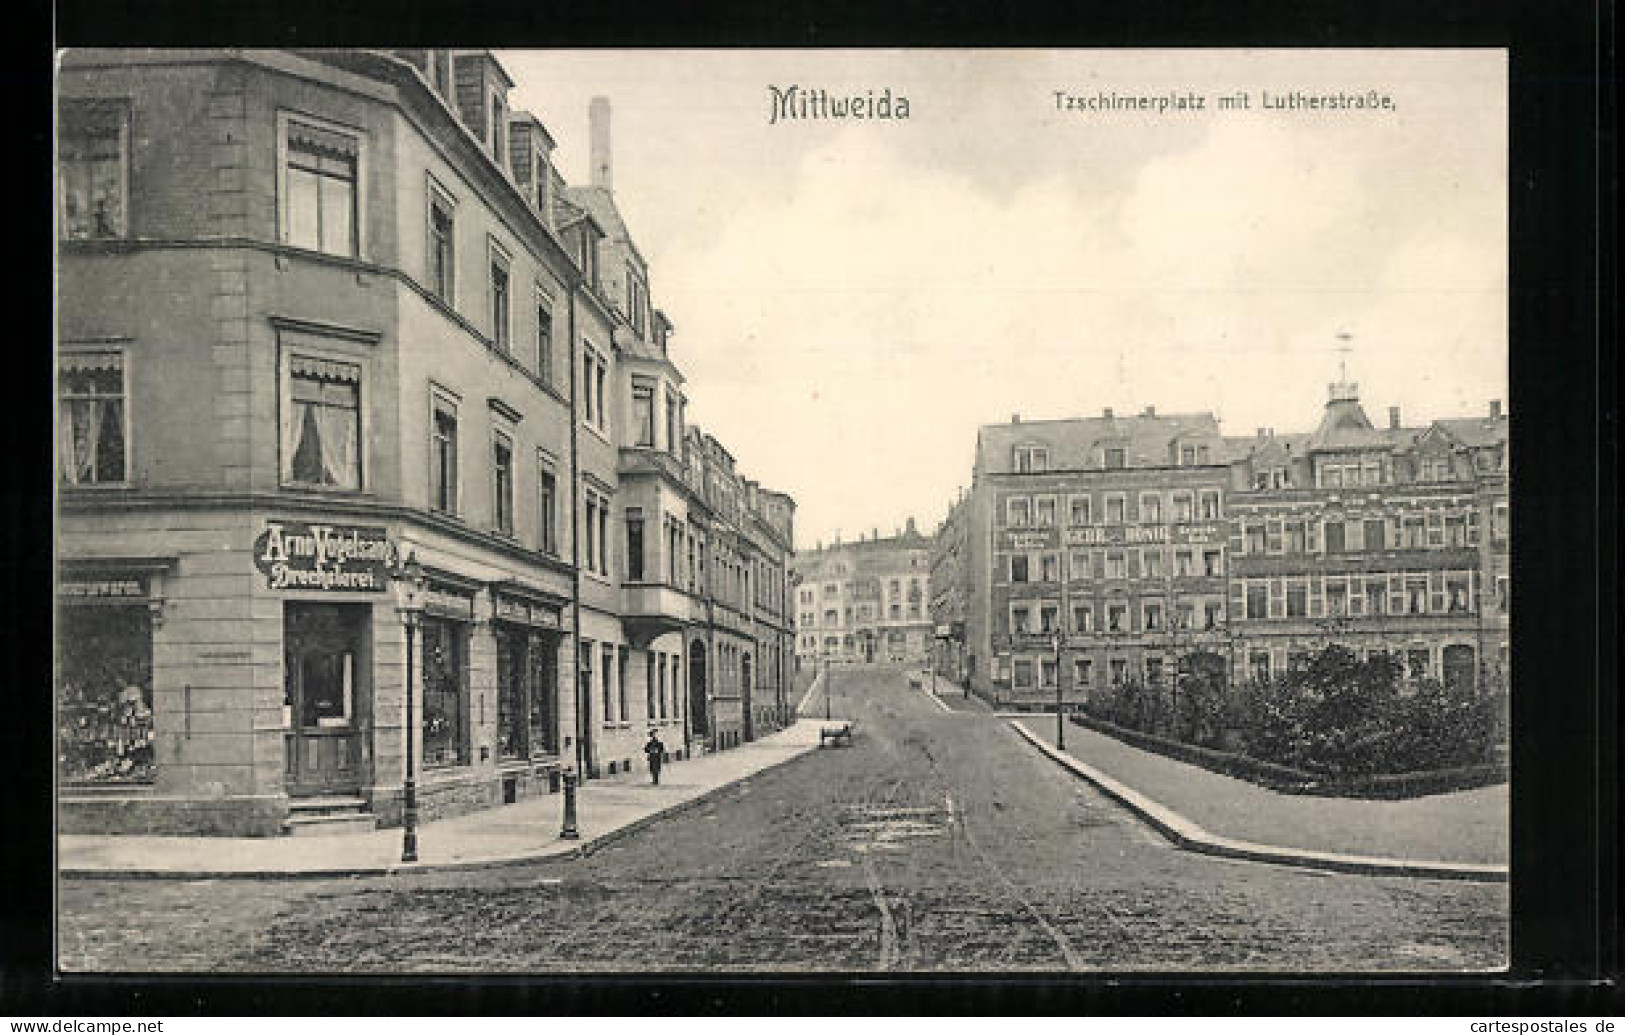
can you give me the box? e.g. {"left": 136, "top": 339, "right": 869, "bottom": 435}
{"left": 253, "top": 521, "right": 396, "bottom": 592}
{"left": 59, "top": 576, "right": 147, "bottom": 600}
{"left": 1005, "top": 531, "right": 1055, "bottom": 550}
{"left": 494, "top": 595, "right": 561, "bottom": 629}
{"left": 425, "top": 586, "right": 475, "bottom": 621}
{"left": 1062, "top": 522, "right": 1226, "bottom": 547}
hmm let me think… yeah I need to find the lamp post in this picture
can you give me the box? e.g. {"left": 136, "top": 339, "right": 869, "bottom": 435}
{"left": 1053, "top": 630, "right": 1065, "bottom": 750}
{"left": 825, "top": 646, "right": 833, "bottom": 721}
{"left": 389, "top": 548, "right": 427, "bottom": 864}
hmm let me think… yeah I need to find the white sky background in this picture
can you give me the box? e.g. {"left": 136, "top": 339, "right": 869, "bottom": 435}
{"left": 499, "top": 49, "right": 1508, "bottom": 549}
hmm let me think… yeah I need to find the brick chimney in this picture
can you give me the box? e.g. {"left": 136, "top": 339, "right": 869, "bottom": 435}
{"left": 1256, "top": 427, "right": 1268, "bottom": 439}
{"left": 589, "top": 96, "right": 612, "bottom": 190}
{"left": 1143, "top": 404, "right": 1156, "bottom": 417}
{"left": 1490, "top": 399, "right": 1503, "bottom": 419}
{"left": 1011, "top": 413, "right": 1021, "bottom": 424}
{"left": 1102, "top": 407, "right": 1114, "bottom": 419}
{"left": 1388, "top": 406, "right": 1401, "bottom": 430}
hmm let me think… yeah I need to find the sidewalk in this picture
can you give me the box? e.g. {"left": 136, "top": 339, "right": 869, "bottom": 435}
{"left": 1010, "top": 718, "right": 1506, "bottom": 882}
{"left": 60, "top": 721, "right": 823, "bottom": 880}
{"left": 916, "top": 672, "right": 993, "bottom": 714}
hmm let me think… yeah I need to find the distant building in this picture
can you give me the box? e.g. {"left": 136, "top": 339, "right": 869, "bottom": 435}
{"left": 793, "top": 520, "right": 932, "bottom": 667}
{"left": 928, "top": 490, "right": 971, "bottom": 684}
{"left": 944, "top": 390, "right": 1508, "bottom": 708}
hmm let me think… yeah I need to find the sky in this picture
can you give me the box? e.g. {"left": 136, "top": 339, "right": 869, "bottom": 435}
{"left": 498, "top": 49, "right": 1508, "bottom": 550}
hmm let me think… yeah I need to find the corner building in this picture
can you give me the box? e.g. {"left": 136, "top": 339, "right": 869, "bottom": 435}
{"left": 792, "top": 521, "right": 932, "bottom": 668}
{"left": 55, "top": 49, "right": 793, "bottom": 835}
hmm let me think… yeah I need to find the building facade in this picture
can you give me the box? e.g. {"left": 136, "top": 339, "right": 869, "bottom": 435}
{"left": 940, "top": 391, "right": 1508, "bottom": 708}
{"left": 55, "top": 48, "right": 793, "bottom": 836}
{"left": 928, "top": 490, "right": 970, "bottom": 684}
{"left": 792, "top": 521, "right": 932, "bottom": 668}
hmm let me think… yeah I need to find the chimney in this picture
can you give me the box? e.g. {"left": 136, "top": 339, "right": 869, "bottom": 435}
{"left": 1388, "top": 406, "right": 1401, "bottom": 430}
{"left": 589, "top": 96, "right": 612, "bottom": 190}
{"left": 1011, "top": 413, "right": 1021, "bottom": 424}
{"left": 1143, "top": 404, "right": 1156, "bottom": 417}
{"left": 1102, "top": 407, "right": 1114, "bottom": 419}
{"left": 873, "top": 526, "right": 880, "bottom": 541}
{"left": 1490, "top": 399, "right": 1502, "bottom": 419}
{"left": 1256, "top": 427, "right": 1268, "bottom": 440}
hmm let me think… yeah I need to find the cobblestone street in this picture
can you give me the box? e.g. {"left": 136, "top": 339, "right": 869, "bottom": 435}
{"left": 59, "top": 666, "right": 1507, "bottom": 973}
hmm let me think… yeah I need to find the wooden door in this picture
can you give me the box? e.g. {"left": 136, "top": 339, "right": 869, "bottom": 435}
{"left": 284, "top": 604, "right": 365, "bottom": 796}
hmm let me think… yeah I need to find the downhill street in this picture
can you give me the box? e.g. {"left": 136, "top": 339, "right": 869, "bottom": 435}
{"left": 59, "top": 665, "right": 1506, "bottom": 972}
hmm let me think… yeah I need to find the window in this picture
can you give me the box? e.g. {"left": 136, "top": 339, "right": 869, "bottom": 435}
{"left": 602, "top": 644, "right": 617, "bottom": 724}
{"left": 1104, "top": 447, "right": 1125, "bottom": 469}
{"left": 1203, "top": 600, "right": 1224, "bottom": 629}
{"left": 1401, "top": 516, "right": 1427, "bottom": 549}
{"left": 430, "top": 396, "right": 458, "bottom": 514}
{"left": 584, "top": 490, "right": 611, "bottom": 576}
{"left": 1366, "top": 580, "right": 1387, "bottom": 615}
{"left": 535, "top": 292, "right": 554, "bottom": 384}
{"left": 537, "top": 458, "right": 558, "bottom": 555}
{"left": 1327, "top": 580, "right": 1348, "bottom": 615}
{"left": 58, "top": 351, "right": 127, "bottom": 485}
{"left": 1105, "top": 552, "right": 1126, "bottom": 579}
{"left": 1246, "top": 583, "right": 1268, "bottom": 620}
{"left": 1496, "top": 575, "right": 1509, "bottom": 614}
{"left": 1040, "top": 553, "right": 1059, "bottom": 583}
{"left": 625, "top": 508, "right": 645, "bottom": 581}
{"left": 1324, "top": 520, "right": 1346, "bottom": 553}
{"left": 1174, "top": 549, "right": 1195, "bottom": 577}
{"left": 1012, "top": 659, "right": 1035, "bottom": 689}
{"left": 1105, "top": 494, "right": 1126, "bottom": 524}
{"left": 1007, "top": 497, "right": 1031, "bottom": 526}
{"left": 491, "top": 431, "right": 514, "bottom": 535}
{"left": 665, "top": 391, "right": 679, "bottom": 453}
{"left": 1145, "top": 657, "right": 1164, "bottom": 685}
{"left": 1014, "top": 446, "right": 1048, "bottom": 472}
{"left": 1072, "top": 604, "right": 1093, "bottom": 632}
{"left": 1039, "top": 658, "right": 1058, "bottom": 688}
{"left": 1106, "top": 603, "right": 1127, "bottom": 633}
{"left": 1202, "top": 549, "right": 1222, "bottom": 577}
{"left": 1199, "top": 490, "right": 1221, "bottom": 520}
{"left": 427, "top": 186, "right": 456, "bottom": 303}
{"left": 1140, "top": 494, "right": 1162, "bottom": 524}
{"left": 1406, "top": 577, "right": 1429, "bottom": 614}
{"left": 420, "top": 617, "right": 468, "bottom": 767}
{"left": 1074, "top": 658, "right": 1092, "bottom": 686}
{"left": 1109, "top": 658, "right": 1127, "bottom": 685}
{"left": 280, "top": 115, "right": 359, "bottom": 257}
{"left": 1143, "top": 602, "right": 1163, "bottom": 631}
{"left": 59, "top": 101, "right": 128, "bottom": 240}
{"left": 1365, "top": 518, "right": 1388, "bottom": 551}
{"left": 489, "top": 246, "right": 511, "bottom": 352}
{"left": 1143, "top": 549, "right": 1164, "bottom": 578}
{"left": 1172, "top": 493, "right": 1193, "bottom": 522}
{"left": 1406, "top": 649, "right": 1430, "bottom": 680}
{"left": 1244, "top": 522, "right": 1266, "bottom": 554}
{"left": 581, "top": 345, "right": 608, "bottom": 430}
{"left": 283, "top": 355, "right": 361, "bottom": 489}
{"left": 1039, "top": 604, "right": 1059, "bottom": 633}
{"left": 1286, "top": 581, "right": 1307, "bottom": 617}
{"left": 1446, "top": 573, "right": 1472, "bottom": 613}
{"left": 1069, "top": 496, "right": 1093, "bottom": 525}
{"left": 1249, "top": 651, "right": 1271, "bottom": 682}
{"left": 489, "top": 91, "right": 507, "bottom": 165}
{"left": 632, "top": 381, "right": 656, "bottom": 447}
{"left": 1491, "top": 502, "right": 1509, "bottom": 543}
{"left": 1010, "top": 555, "right": 1030, "bottom": 583}
{"left": 1035, "top": 497, "right": 1057, "bottom": 526}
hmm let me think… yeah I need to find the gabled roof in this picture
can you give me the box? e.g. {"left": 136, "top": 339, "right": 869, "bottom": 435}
{"left": 1434, "top": 415, "right": 1509, "bottom": 450}
{"left": 976, "top": 412, "right": 1222, "bottom": 474}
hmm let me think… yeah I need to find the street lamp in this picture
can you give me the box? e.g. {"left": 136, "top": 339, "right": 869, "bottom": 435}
{"left": 825, "top": 644, "right": 833, "bottom": 721}
{"left": 389, "top": 548, "right": 427, "bottom": 864}
{"left": 1053, "top": 630, "right": 1065, "bottom": 750}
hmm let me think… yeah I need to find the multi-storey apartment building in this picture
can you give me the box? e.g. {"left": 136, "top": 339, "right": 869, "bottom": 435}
{"left": 55, "top": 49, "right": 792, "bottom": 836}
{"left": 791, "top": 521, "right": 932, "bottom": 668}
{"left": 941, "top": 388, "right": 1508, "bottom": 707}
{"left": 928, "top": 489, "right": 971, "bottom": 684}
{"left": 1224, "top": 381, "right": 1508, "bottom": 692}
{"left": 962, "top": 410, "right": 1233, "bottom": 708}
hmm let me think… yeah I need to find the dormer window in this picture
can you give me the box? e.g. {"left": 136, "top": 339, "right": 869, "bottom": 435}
{"left": 489, "top": 91, "right": 507, "bottom": 166}
{"left": 1104, "top": 447, "right": 1126, "bottom": 470}
{"left": 1013, "top": 445, "right": 1048, "bottom": 473}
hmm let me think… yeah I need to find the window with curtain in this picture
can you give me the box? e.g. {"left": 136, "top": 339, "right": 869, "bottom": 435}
{"left": 283, "top": 119, "right": 358, "bottom": 257}
{"left": 59, "top": 101, "right": 127, "bottom": 240}
{"left": 59, "top": 351, "right": 127, "bottom": 485}
{"left": 430, "top": 400, "right": 457, "bottom": 514}
{"left": 492, "top": 432, "right": 514, "bottom": 535}
{"left": 284, "top": 356, "right": 360, "bottom": 489}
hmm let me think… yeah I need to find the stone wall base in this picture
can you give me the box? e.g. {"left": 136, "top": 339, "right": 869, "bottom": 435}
{"left": 59, "top": 793, "right": 289, "bottom": 837}
{"left": 370, "top": 764, "right": 563, "bottom": 829}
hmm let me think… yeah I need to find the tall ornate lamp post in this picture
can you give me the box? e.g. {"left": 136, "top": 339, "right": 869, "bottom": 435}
{"left": 390, "top": 548, "right": 427, "bottom": 864}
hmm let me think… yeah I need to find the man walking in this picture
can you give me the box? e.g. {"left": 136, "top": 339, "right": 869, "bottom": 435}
{"left": 644, "top": 729, "right": 667, "bottom": 785}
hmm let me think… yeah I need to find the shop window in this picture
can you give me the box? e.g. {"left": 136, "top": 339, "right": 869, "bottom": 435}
{"left": 421, "top": 616, "right": 469, "bottom": 767}
{"left": 496, "top": 626, "right": 531, "bottom": 760}
{"left": 59, "top": 100, "right": 128, "bottom": 240}
{"left": 528, "top": 634, "right": 557, "bottom": 754}
{"left": 283, "top": 355, "right": 361, "bottom": 490}
{"left": 280, "top": 114, "right": 360, "bottom": 257}
{"left": 57, "top": 601, "right": 153, "bottom": 783}
{"left": 59, "top": 351, "right": 127, "bottom": 486}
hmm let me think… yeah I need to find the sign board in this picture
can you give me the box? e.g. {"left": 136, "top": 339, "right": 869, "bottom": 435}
{"left": 1060, "top": 522, "right": 1227, "bottom": 547}
{"left": 1005, "top": 530, "right": 1056, "bottom": 550}
{"left": 253, "top": 521, "right": 395, "bottom": 592}
{"left": 494, "top": 594, "right": 562, "bottom": 629}
{"left": 425, "top": 586, "right": 476, "bottom": 622}
{"left": 59, "top": 576, "right": 147, "bottom": 600}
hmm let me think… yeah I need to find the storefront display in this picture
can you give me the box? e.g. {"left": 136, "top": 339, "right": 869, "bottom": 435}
{"left": 57, "top": 601, "right": 153, "bottom": 784}
{"left": 420, "top": 614, "right": 468, "bottom": 767}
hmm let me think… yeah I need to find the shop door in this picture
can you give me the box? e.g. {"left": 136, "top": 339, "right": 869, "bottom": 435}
{"left": 284, "top": 604, "right": 365, "bottom": 797}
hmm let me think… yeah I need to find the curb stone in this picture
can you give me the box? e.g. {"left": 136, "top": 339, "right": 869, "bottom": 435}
{"left": 1006, "top": 720, "right": 1507, "bottom": 884}
{"left": 60, "top": 740, "right": 822, "bottom": 882}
